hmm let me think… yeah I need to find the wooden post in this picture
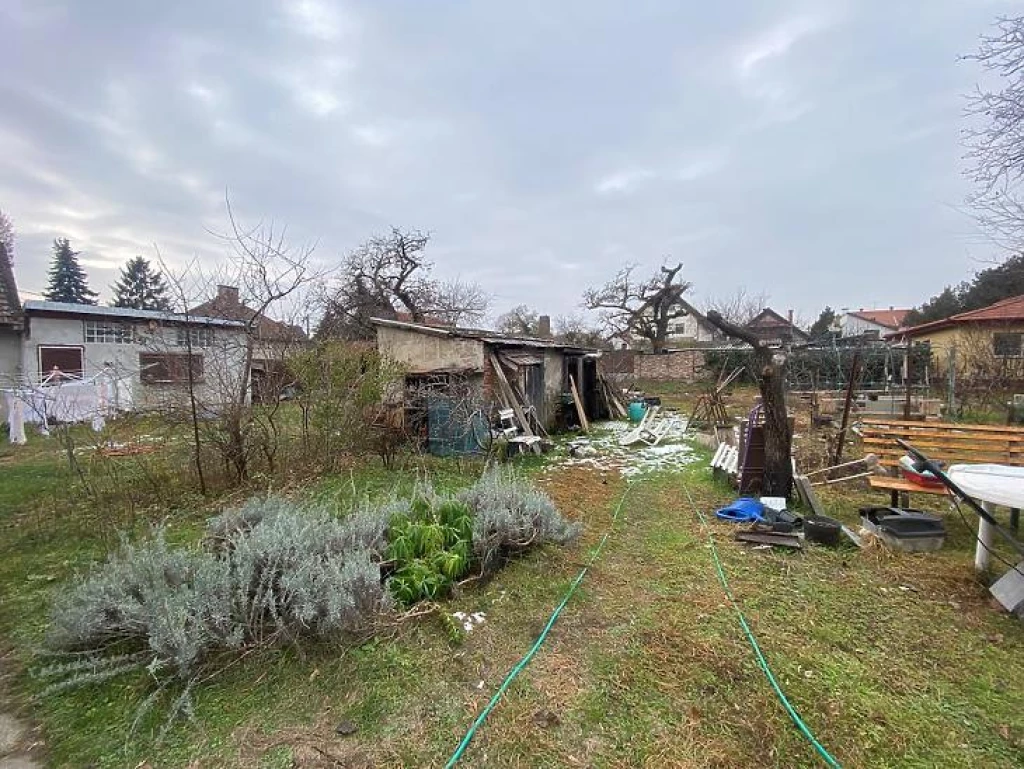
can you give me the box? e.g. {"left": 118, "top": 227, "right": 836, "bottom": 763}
{"left": 833, "top": 349, "right": 862, "bottom": 466}
{"left": 904, "top": 344, "right": 913, "bottom": 420}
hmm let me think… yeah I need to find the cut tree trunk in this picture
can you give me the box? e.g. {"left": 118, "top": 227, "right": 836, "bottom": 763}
{"left": 706, "top": 310, "right": 793, "bottom": 497}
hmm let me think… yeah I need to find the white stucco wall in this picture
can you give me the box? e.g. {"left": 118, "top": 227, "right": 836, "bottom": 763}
{"left": 840, "top": 314, "right": 891, "bottom": 337}
{"left": 21, "top": 315, "right": 249, "bottom": 410}
{"left": 376, "top": 325, "right": 485, "bottom": 372}
{"left": 543, "top": 350, "right": 564, "bottom": 401}
{"left": 0, "top": 328, "right": 20, "bottom": 381}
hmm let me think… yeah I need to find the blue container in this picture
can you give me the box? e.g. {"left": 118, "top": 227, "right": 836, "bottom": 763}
{"left": 628, "top": 401, "right": 647, "bottom": 423}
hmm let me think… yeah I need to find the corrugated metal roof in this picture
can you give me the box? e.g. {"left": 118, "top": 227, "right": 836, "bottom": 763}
{"left": 23, "top": 300, "right": 246, "bottom": 327}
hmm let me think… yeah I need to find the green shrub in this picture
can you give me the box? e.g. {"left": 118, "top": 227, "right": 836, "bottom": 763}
{"left": 385, "top": 489, "right": 473, "bottom": 606}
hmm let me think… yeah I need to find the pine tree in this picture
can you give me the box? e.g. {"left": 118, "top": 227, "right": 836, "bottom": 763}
{"left": 111, "top": 256, "right": 171, "bottom": 311}
{"left": 808, "top": 307, "right": 837, "bottom": 340}
{"left": 44, "top": 238, "right": 98, "bottom": 305}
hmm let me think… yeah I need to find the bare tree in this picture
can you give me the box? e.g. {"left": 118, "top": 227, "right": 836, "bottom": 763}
{"left": 706, "top": 310, "right": 792, "bottom": 497}
{"left": 964, "top": 15, "right": 1024, "bottom": 248}
{"left": 0, "top": 209, "right": 13, "bottom": 265}
{"left": 704, "top": 287, "right": 770, "bottom": 326}
{"left": 431, "top": 278, "right": 490, "bottom": 327}
{"left": 494, "top": 305, "right": 540, "bottom": 336}
{"left": 321, "top": 228, "right": 488, "bottom": 338}
{"left": 554, "top": 314, "right": 606, "bottom": 348}
{"left": 583, "top": 262, "right": 691, "bottom": 353}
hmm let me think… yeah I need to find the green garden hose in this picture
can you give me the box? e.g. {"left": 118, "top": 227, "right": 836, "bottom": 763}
{"left": 444, "top": 481, "right": 635, "bottom": 767}
{"left": 679, "top": 478, "right": 842, "bottom": 768}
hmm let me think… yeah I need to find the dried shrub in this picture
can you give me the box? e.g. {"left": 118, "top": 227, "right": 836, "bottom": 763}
{"left": 458, "top": 469, "right": 582, "bottom": 574}
{"left": 43, "top": 497, "right": 392, "bottom": 710}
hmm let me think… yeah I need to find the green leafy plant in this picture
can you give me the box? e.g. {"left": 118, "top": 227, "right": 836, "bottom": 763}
{"left": 384, "top": 494, "right": 473, "bottom": 606}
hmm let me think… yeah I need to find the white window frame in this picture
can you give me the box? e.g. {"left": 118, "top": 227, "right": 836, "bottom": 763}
{"left": 176, "top": 326, "right": 214, "bottom": 349}
{"left": 83, "top": 319, "right": 132, "bottom": 344}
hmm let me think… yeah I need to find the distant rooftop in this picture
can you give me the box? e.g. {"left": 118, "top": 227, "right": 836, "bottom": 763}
{"left": 23, "top": 300, "right": 245, "bottom": 328}
{"left": 895, "top": 293, "right": 1024, "bottom": 338}
{"left": 847, "top": 307, "right": 911, "bottom": 330}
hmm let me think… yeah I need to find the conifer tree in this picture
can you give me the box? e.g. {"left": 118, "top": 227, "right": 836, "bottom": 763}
{"left": 111, "top": 256, "right": 171, "bottom": 310}
{"left": 44, "top": 238, "right": 98, "bottom": 304}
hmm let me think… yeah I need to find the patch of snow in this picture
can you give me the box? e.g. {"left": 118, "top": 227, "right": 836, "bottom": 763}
{"left": 547, "top": 419, "right": 697, "bottom": 477}
{"left": 452, "top": 610, "right": 487, "bottom": 633}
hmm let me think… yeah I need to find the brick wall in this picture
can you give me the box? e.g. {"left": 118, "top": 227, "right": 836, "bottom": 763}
{"left": 634, "top": 349, "right": 707, "bottom": 381}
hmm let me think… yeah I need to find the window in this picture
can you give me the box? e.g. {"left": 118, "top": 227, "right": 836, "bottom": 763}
{"left": 39, "top": 346, "right": 84, "bottom": 380}
{"left": 139, "top": 353, "right": 204, "bottom": 384}
{"left": 993, "top": 333, "right": 1023, "bottom": 358}
{"left": 176, "top": 327, "right": 214, "bottom": 349}
{"left": 84, "top": 319, "right": 132, "bottom": 344}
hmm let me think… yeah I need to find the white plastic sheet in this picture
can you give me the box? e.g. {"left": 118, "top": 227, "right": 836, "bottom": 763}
{"left": 4, "top": 391, "right": 26, "bottom": 444}
{"left": 947, "top": 464, "right": 1024, "bottom": 509}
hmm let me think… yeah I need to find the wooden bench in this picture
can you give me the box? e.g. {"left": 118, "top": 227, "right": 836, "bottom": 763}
{"left": 857, "top": 418, "right": 1024, "bottom": 519}
{"left": 868, "top": 476, "right": 948, "bottom": 508}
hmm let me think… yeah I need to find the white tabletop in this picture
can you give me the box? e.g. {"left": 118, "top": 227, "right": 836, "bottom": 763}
{"left": 947, "top": 464, "right": 1024, "bottom": 509}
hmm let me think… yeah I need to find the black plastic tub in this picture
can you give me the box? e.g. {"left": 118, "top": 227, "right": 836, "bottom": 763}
{"left": 859, "top": 507, "right": 946, "bottom": 553}
{"left": 805, "top": 515, "right": 842, "bottom": 546}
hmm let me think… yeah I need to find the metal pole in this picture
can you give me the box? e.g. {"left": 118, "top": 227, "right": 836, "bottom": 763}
{"left": 832, "top": 349, "right": 861, "bottom": 465}
{"left": 947, "top": 343, "right": 956, "bottom": 416}
{"left": 903, "top": 344, "right": 913, "bottom": 420}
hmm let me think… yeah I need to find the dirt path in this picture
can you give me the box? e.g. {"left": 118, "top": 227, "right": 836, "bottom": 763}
{"left": 0, "top": 653, "right": 41, "bottom": 769}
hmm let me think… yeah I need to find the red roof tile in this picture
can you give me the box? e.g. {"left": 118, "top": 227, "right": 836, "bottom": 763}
{"left": 896, "top": 294, "right": 1024, "bottom": 338}
{"left": 848, "top": 308, "right": 910, "bottom": 329}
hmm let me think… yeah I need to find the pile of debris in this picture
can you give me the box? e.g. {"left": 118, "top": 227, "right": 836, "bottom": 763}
{"left": 551, "top": 420, "right": 696, "bottom": 477}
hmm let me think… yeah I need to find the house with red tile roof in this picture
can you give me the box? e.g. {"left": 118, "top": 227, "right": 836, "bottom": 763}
{"left": 841, "top": 307, "right": 911, "bottom": 337}
{"left": 888, "top": 294, "right": 1024, "bottom": 374}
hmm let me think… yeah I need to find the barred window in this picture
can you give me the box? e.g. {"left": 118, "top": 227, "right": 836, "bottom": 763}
{"left": 993, "top": 333, "right": 1023, "bottom": 358}
{"left": 176, "top": 327, "right": 214, "bottom": 349}
{"left": 84, "top": 319, "right": 132, "bottom": 344}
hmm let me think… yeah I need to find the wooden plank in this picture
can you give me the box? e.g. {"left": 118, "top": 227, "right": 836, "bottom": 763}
{"left": 858, "top": 418, "right": 1024, "bottom": 435}
{"left": 569, "top": 374, "right": 589, "bottom": 433}
{"left": 488, "top": 353, "right": 534, "bottom": 438}
{"left": 793, "top": 474, "right": 828, "bottom": 518}
{"left": 735, "top": 531, "right": 802, "bottom": 549}
{"left": 860, "top": 432, "right": 1024, "bottom": 446}
{"left": 868, "top": 476, "right": 948, "bottom": 496}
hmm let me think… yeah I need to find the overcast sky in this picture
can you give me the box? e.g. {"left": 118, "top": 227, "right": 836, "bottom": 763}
{"left": 0, "top": 0, "right": 1018, "bottom": 324}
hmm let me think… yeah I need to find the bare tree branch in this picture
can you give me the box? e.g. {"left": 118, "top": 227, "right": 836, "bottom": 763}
{"left": 964, "top": 15, "right": 1024, "bottom": 248}
{"left": 583, "top": 262, "right": 691, "bottom": 352}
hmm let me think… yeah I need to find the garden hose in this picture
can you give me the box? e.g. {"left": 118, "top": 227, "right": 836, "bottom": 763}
{"left": 444, "top": 480, "right": 635, "bottom": 767}
{"left": 679, "top": 477, "right": 842, "bottom": 768}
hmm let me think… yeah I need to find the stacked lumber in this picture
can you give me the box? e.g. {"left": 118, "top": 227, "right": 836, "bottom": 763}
{"left": 855, "top": 418, "right": 1024, "bottom": 469}
{"left": 596, "top": 374, "right": 628, "bottom": 419}
{"left": 489, "top": 353, "right": 548, "bottom": 439}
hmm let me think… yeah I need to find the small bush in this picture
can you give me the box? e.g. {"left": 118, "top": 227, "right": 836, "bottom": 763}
{"left": 385, "top": 490, "right": 473, "bottom": 605}
{"left": 459, "top": 469, "right": 581, "bottom": 574}
{"left": 45, "top": 497, "right": 392, "bottom": 697}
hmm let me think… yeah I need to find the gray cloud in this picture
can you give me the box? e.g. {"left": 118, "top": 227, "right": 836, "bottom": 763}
{"left": 0, "top": 0, "right": 1017, "bottom": 320}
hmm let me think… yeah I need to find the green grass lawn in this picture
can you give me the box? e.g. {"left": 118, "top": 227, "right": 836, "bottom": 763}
{"left": 1, "top": 424, "right": 1023, "bottom": 767}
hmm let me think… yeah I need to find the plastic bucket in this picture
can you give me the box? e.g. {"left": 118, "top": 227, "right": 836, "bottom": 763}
{"left": 628, "top": 401, "right": 646, "bottom": 423}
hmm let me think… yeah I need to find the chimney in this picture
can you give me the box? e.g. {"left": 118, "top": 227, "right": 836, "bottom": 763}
{"left": 787, "top": 309, "right": 794, "bottom": 326}
{"left": 217, "top": 285, "right": 239, "bottom": 304}
{"left": 537, "top": 315, "right": 552, "bottom": 339}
